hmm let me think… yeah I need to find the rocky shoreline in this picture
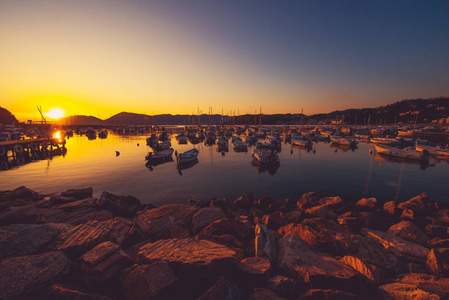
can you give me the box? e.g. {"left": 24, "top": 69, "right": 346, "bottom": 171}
{"left": 1, "top": 187, "right": 449, "bottom": 299}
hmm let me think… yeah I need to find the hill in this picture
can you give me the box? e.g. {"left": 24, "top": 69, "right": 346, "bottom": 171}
{"left": 56, "top": 115, "right": 103, "bottom": 126}
{"left": 0, "top": 107, "right": 19, "bottom": 125}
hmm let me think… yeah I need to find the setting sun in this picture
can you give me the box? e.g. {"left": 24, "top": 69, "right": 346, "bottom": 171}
{"left": 44, "top": 108, "right": 65, "bottom": 120}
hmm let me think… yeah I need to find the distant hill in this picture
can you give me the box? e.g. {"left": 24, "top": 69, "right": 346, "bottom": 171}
{"left": 56, "top": 115, "right": 103, "bottom": 126}
{"left": 105, "top": 112, "right": 228, "bottom": 126}
{"left": 0, "top": 107, "right": 19, "bottom": 125}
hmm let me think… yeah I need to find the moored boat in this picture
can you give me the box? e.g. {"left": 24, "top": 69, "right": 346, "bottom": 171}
{"left": 177, "top": 148, "right": 199, "bottom": 164}
{"left": 374, "top": 145, "right": 429, "bottom": 161}
{"left": 252, "top": 148, "right": 280, "bottom": 164}
{"left": 415, "top": 143, "right": 449, "bottom": 158}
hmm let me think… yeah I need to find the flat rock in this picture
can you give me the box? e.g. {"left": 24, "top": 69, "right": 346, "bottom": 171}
{"left": 191, "top": 207, "right": 225, "bottom": 233}
{"left": 0, "top": 223, "right": 72, "bottom": 259}
{"left": 304, "top": 204, "right": 336, "bottom": 219}
{"left": 395, "top": 273, "right": 449, "bottom": 296}
{"left": 0, "top": 251, "right": 69, "bottom": 299}
{"left": 340, "top": 255, "right": 383, "bottom": 285}
{"left": 138, "top": 238, "right": 239, "bottom": 277}
{"left": 238, "top": 256, "right": 271, "bottom": 276}
{"left": 278, "top": 223, "right": 330, "bottom": 253}
{"left": 48, "top": 283, "right": 112, "bottom": 300}
{"left": 426, "top": 248, "right": 449, "bottom": 276}
{"left": 121, "top": 261, "right": 177, "bottom": 300}
{"left": 387, "top": 221, "right": 429, "bottom": 245}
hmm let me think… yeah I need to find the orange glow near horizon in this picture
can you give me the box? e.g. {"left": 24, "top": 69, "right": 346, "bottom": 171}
{"left": 45, "top": 108, "right": 66, "bottom": 120}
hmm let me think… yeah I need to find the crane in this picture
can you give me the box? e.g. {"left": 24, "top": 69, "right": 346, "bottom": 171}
{"left": 37, "top": 106, "right": 46, "bottom": 124}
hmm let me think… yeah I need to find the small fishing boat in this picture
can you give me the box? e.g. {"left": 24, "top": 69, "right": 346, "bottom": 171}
{"left": 370, "top": 137, "right": 398, "bottom": 146}
{"left": 291, "top": 137, "right": 312, "bottom": 148}
{"left": 98, "top": 129, "right": 108, "bottom": 139}
{"left": 374, "top": 145, "right": 429, "bottom": 161}
{"left": 217, "top": 137, "right": 229, "bottom": 149}
{"left": 153, "top": 140, "right": 171, "bottom": 151}
{"left": 329, "top": 136, "right": 357, "bottom": 147}
{"left": 415, "top": 143, "right": 449, "bottom": 158}
{"left": 177, "top": 148, "right": 199, "bottom": 164}
{"left": 146, "top": 148, "right": 174, "bottom": 161}
{"left": 252, "top": 148, "right": 280, "bottom": 164}
{"left": 233, "top": 139, "right": 248, "bottom": 152}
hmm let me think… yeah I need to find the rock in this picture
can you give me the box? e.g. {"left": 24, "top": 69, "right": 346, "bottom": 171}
{"left": 285, "top": 210, "right": 303, "bottom": 223}
{"left": 355, "top": 197, "right": 378, "bottom": 211}
{"left": 357, "top": 211, "right": 385, "bottom": 230}
{"left": 362, "top": 228, "right": 429, "bottom": 261}
{"left": 340, "top": 255, "right": 383, "bottom": 285}
{"left": 121, "top": 262, "right": 177, "bottom": 300}
{"left": 256, "top": 197, "right": 275, "bottom": 211}
{"left": 234, "top": 194, "right": 254, "bottom": 210}
{"left": 0, "top": 251, "right": 69, "bottom": 299}
{"left": 6, "top": 186, "right": 41, "bottom": 201}
{"left": 429, "top": 238, "right": 449, "bottom": 248}
{"left": 400, "top": 209, "right": 416, "bottom": 221}
{"left": 338, "top": 216, "right": 359, "bottom": 227}
{"left": 93, "top": 209, "right": 114, "bottom": 221}
{"left": 60, "top": 187, "right": 93, "bottom": 199}
{"left": 96, "top": 191, "right": 141, "bottom": 217}
{"left": 191, "top": 207, "right": 225, "bottom": 233}
{"left": 80, "top": 241, "right": 131, "bottom": 286}
{"left": 49, "top": 195, "right": 80, "bottom": 205}
{"left": 384, "top": 201, "right": 397, "bottom": 215}
{"left": 297, "top": 192, "right": 322, "bottom": 209}
{"left": 278, "top": 223, "right": 331, "bottom": 253}
{"left": 378, "top": 283, "right": 440, "bottom": 300}
{"left": 319, "top": 196, "right": 343, "bottom": 209}
{"left": 277, "top": 235, "right": 362, "bottom": 291}
{"left": 52, "top": 218, "right": 131, "bottom": 257}
{"left": 387, "top": 221, "right": 429, "bottom": 245}
{"left": 210, "top": 198, "right": 230, "bottom": 210}
{"left": 237, "top": 257, "right": 271, "bottom": 285}
{"left": 0, "top": 223, "right": 72, "bottom": 259}
{"left": 137, "top": 204, "right": 197, "bottom": 239}
{"left": 262, "top": 211, "right": 288, "bottom": 230}
{"left": 54, "top": 197, "right": 96, "bottom": 210}
{"left": 249, "top": 288, "right": 286, "bottom": 300}
{"left": 198, "top": 218, "right": 252, "bottom": 244}
{"left": 138, "top": 238, "right": 239, "bottom": 277}
{"left": 267, "top": 275, "right": 297, "bottom": 298}
{"left": 407, "top": 262, "right": 427, "bottom": 274}
{"left": 426, "top": 248, "right": 449, "bottom": 276}
{"left": 300, "top": 289, "right": 360, "bottom": 299}
{"left": 255, "top": 224, "right": 276, "bottom": 261}
{"left": 425, "top": 224, "right": 448, "bottom": 237}
{"left": 397, "top": 193, "right": 437, "bottom": 216}
{"left": 395, "top": 273, "right": 449, "bottom": 296}
{"left": 197, "top": 276, "right": 226, "bottom": 300}
{"left": 45, "top": 206, "right": 99, "bottom": 225}
{"left": 0, "top": 205, "right": 45, "bottom": 225}
{"left": 48, "top": 283, "right": 112, "bottom": 300}
{"left": 305, "top": 204, "right": 336, "bottom": 219}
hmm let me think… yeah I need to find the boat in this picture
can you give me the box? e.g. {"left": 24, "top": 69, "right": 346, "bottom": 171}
{"left": 153, "top": 140, "right": 171, "bottom": 151}
{"left": 177, "top": 148, "right": 199, "bottom": 164}
{"left": 374, "top": 145, "right": 429, "bottom": 161}
{"left": 415, "top": 143, "right": 449, "bottom": 158}
{"left": 217, "top": 137, "right": 229, "bottom": 149}
{"left": 98, "top": 129, "right": 108, "bottom": 139}
{"left": 146, "top": 148, "right": 174, "bottom": 161}
{"left": 291, "top": 137, "right": 312, "bottom": 148}
{"left": 146, "top": 134, "right": 158, "bottom": 146}
{"left": 177, "top": 135, "right": 188, "bottom": 144}
{"left": 329, "top": 136, "right": 357, "bottom": 147}
{"left": 370, "top": 137, "right": 398, "bottom": 146}
{"left": 252, "top": 148, "right": 280, "bottom": 164}
{"left": 233, "top": 139, "right": 248, "bottom": 152}
{"left": 86, "top": 128, "right": 96, "bottom": 139}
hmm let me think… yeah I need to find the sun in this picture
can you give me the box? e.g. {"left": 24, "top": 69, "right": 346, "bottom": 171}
{"left": 45, "top": 108, "right": 65, "bottom": 119}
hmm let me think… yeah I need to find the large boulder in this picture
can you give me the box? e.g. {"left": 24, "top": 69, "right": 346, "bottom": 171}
{"left": 237, "top": 257, "right": 271, "bottom": 285}
{"left": 378, "top": 283, "right": 440, "bottom": 300}
{"left": 384, "top": 201, "right": 397, "bottom": 216}
{"left": 426, "top": 248, "right": 449, "bottom": 276}
{"left": 6, "top": 186, "right": 41, "bottom": 201}
{"left": 277, "top": 235, "right": 362, "bottom": 291}
{"left": 397, "top": 193, "right": 437, "bottom": 217}
{"left": 0, "top": 251, "right": 69, "bottom": 299}
{"left": 198, "top": 218, "right": 252, "bottom": 248}
{"left": 138, "top": 238, "right": 239, "bottom": 277}
{"left": 262, "top": 211, "right": 288, "bottom": 230}
{"left": 304, "top": 205, "right": 336, "bottom": 219}
{"left": 191, "top": 207, "right": 225, "bottom": 233}
{"left": 387, "top": 221, "right": 429, "bottom": 245}
{"left": 60, "top": 187, "right": 93, "bottom": 199}
{"left": 278, "top": 223, "right": 331, "bottom": 253}
{"left": 234, "top": 194, "right": 254, "bottom": 210}
{"left": 0, "top": 223, "right": 72, "bottom": 259}
{"left": 267, "top": 275, "right": 297, "bottom": 298}
{"left": 121, "top": 261, "right": 177, "bottom": 300}
{"left": 96, "top": 191, "right": 141, "bottom": 217}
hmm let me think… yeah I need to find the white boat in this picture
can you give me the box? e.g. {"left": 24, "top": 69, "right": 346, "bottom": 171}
{"left": 177, "top": 149, "right": 199, "bottom": 164}
{"left": 370, "top": 137, "right": 398, "bottom": 146}
{"left": 374, "top": 145, "right": 429, "bottom": 161}
{"left": 147, "top": 148, "right": 174, "bottom": 160}
{"left": 415, "top": 143, "right": 449, "bottom": 157}
{"left": 252, "top": 148, "right": 279, "bottom": 164}
{"left": 291, "top": 137, "right": 312, "bottom": 147}
{"left": 329, "top": 136, "right": 357, "bottom": 146}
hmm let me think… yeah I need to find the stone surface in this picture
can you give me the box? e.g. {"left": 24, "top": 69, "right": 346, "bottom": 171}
{"left": 191, "top": 207, "right": 225, "bottom": 233}
{"left": 355, "top": 197, "right": 378, "bottom": 211}
{"left": 379, "top": 283, "right": 440, "bottom": 300}
{"left": 397, "top": 193, "right": 436, "bottom": 216}
{"left": 384, "top": 201, "right": 397, "bottom": 215}
{"left": 267, "top": 275, "right": 297, "bottom": 298}
{"left": 238, "top": 256, "right": 271, "bottom": 276}
{"left": 0, "top": 251, "right": 69, "bottom": 299}
{"left": 262, "top": 211, "right": 288, "bottom": 230}
{"left": 278, "top": 223, "right": 330, "bottom": 253}
{"left": 96, "top": 191, "right": 141, "bottom": 217}
{"left": 48, "top": 283, "right": 112, "bottom": 300}
{"left": 121, "top": 261, "right": 177, "bottom": 300}
{"left": 60, "top": 187, "right": 93, "bottom": 199}
{"left": 198, "top": 218, "right": 252, "bottom": 244}
{"left": 387, "top": 221, "right": 429, "bottom": 245}
{"left": 319, "top": 196, "right": 343, "bottom": 209}
{"left": 395, "top": 273, "right": 449, "bottom": 296}
{"left": 6, "top": 186, "right": 41, "bottom": 201}
{"left": 426, "top": 248, "right": 449, "bottom": 276}
{"left": 304, "top": 204, "right": 335, "bottom": 219}
{"left": 340, "top": 255, "right": 383, "bottom": 284}
{"left": 197, "top": 276, "right": 226, "bottom": 300}
{"left": 300, "top": 289, "right": 360, "bottom": 300}
{"left": 297, "top": 191, "right": 322, "bottom": 209}
{"left": 249, "top": 288, "right": 286, "bottom": 300}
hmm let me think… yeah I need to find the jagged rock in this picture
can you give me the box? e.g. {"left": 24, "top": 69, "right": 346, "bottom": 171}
{"left": 355, "top": 197, "right": 378, "bottom": 211}
{"left": 340, "top": 255, "right": 383, "bottom": 285}
{"left": 60, "top": 187, "right": 93, "bottom": 199}
{"left": 80, "top": 241, "right": 131, "bottom": 286}
{"left": 387, "top": 221, "right": 429, "bottom": 245}
{"left": 394, "top": 273, "right": 449, "bottom": 296}
{"left": 362, "top": 228, "right": 429, "bottom": 261}
{"left": 285, "top": 210, "right": 303, "bottom": 223}
{"left": 52, "top": 218, "right": 131, "bottom": 257}
{"left": 384, "top": 201, "right": 397, "bottom": 216}
{"left": 0, "top": 205, "right": 45, "bottom": 225}
{"left": 338, "top": 216, "right": 359, "bottom": 227}
{"left": 48, "top": 283, "right": 112, "bottom": 300}
{"left": 407, "top": 262, "right": 427, "bottom": 274}
{"left": 262, "top": 211, "right": 288, "bottom": 230}
{"left": 121, "top": 262, "right": 177, "bottom": 300}
{"left": 277, "top": 235, "right": 362, "bottom": 290}
{"left": 237, "top": 257, "right": 271, "bottom": 285}
{"left": 138, "top": 238, "right": 239, "bottom": 277}
{"left": 0, "top": 251, "right": 69, "bottom": 299}
{"left": 49, "top": 195, "right": 80, "bottom": 205}
{"left": 197, "top": 276, "right": 226, "bottom": 300}
{"left": 96, "top": 191, "right": 141, "bottom": 217}
{"left": 191, "top": 207, "right": 225, "bottom": 233}
{"left": 198, "top": 218, "right": 252, "bottom": 245}
{"left": 305, "top": 204, "right": 336, "bottom": 219}
{"left": 137, "top": 204, "right": 197, "bottom": 239}
{"left": 234, "top": 194, "right": 254, "bottom": 210}
{"left": 255, "top": 224, "right": 276, "bottom": 261}
{"left": 278, "top": 223, "right": 330, "bottom": 253}
{"left": 45, "top": 206, "right": 99, "bottom": 225}
{"left": 397, "top": 193, "right": 437, "bottom": 216}
{"left": 249, "top": 288, "right": 286, "bottom": 300}
{"left": 300, "top": 289, "right": 360, "bottom": 299}
{"left": 54, "top": 198, "right": 96, "bottom": 210}
{"left": 297, "top": 192, "right": 322, "bottom": 209}
{"left": 6, "top": 186, "right": 41, "bottom": 201}
{"left": 429, "top": 238, "right": 449, "bottom": 248}
{"left": 94, "top": 209, "right": 114, "bottom": 221}
{"left": 0, "top": 223, "right": 72, "bottom": 259}
{"left": 357, "top": 211, "right": 385, "bottom": 230}
{"left": 210, "top": 198, "right": 230, "bottom": 210}
{"left": 425, "top": 224, "right": 448, "bottom": 237}
{"left": 256, "top": 197, "right": 275, "bottom": 211}
{"left": 319, "top": 196, "right": 343, "bottom": 209}
{"left": 267, "top": 275, "right": 297, "bottom": 298}
{"left": 400, "top": 209, "right": 416, "bottom": 221}
{"left": 378, "top": 283, "right": 440, "bottom": 300}
{"left": 426, "top": 248, "right": 449, "bottom": 276}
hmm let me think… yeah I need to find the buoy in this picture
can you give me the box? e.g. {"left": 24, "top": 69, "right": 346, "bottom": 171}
{"left": 115, "top": 151, "right": 120, "bottom": 157}
{"left": 137, "top": 143, "right": 140, "bottom": 146}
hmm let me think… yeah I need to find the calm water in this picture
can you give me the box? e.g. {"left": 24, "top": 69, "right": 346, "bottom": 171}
{"left": 1, "top": 133, "right": 448, "bottom": 205}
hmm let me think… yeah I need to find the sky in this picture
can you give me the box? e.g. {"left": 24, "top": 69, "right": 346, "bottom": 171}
{"left": 1, "top": 0, "right": 449, "bottom": 121}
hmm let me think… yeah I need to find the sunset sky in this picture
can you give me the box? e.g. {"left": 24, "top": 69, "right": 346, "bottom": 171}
{"left": 1, "top": 0, "right": 448, "bottom": 121}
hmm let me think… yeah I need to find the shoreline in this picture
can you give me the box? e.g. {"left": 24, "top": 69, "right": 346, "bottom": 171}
{"left": 1, "top": 186, "right": 449, "bottom": 299}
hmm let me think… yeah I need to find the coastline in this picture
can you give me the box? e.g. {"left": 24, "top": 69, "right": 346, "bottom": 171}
{"left": 1, "top": 186, "right": 449, "bottom": 299}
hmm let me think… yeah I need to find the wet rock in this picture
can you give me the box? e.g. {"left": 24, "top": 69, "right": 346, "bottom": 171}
{"left": 45, "top": 206, "right": 99, "bottom": 225}
{"left": 394, "top": 273, "right": 449, "bottom": 296}
{"left": 255, "top": 224, "right": 276, "bottom": 261}
{"left": 52, "top": 218, "right": 131, "bottom": 257}
{"left": 48, "top": 283, "right": 112, "bottom": 300}
{"left": 60, "top": 187, "right": 93, "bottom": 199}
{"left": 278, "top": 223, "right": 330, "bottom": 253}
{"left": 397, "top": 193, "right": 437, "bottom": 216}
{"left": 0, "top": 251, "right": 69, "bottom": 299}
{"left": 249, "top": 288, "right": 286, "bottom": 300}
{"left": 378, "top": 283, "right": 440, "bottom": 300}
{"left": 0, "top": 223, "right": 72, "bottom": 259}
{"left": 387, "top": 221, "right": 429, "bottom": 245}
{"left": 6, "top": 186, "right": 41, "bottom": 201}
{"left": 262, "top": 211, "right": 288, "bottom": 230}
{"left": 96, "top": 191, "right": 141, "bottom": 217}
{"left": 198, "top": 218, "right": 252, "bottom": 246}
{"left": 267, "top": 275, "right": 297, "bottom": 298}
{"left": 300, "top": 289, "right": 360, "bottom": 300}
{"left": 383, "top": 201, "right": 397, "bottom": 216}
{"left": 54, "top": 197, "right": 96, "bottom": 210}
{"left": 121, "top": 261, "right": 177, "bottom": 300}
{"left": 319, "top": 196, "right": 343, "bottom": 209}
{"left": 355, "top": 197, "right": 378, "bottom": 211}
{"left": 137, "top": 204, "right": 197, "bottom": 239}
{"left": 191, "top": 207, "right": 225, "bottom": 233}
{"left": 297, "top": 192, "right": 322, "bottom": 209}
{"left": 277, "top": 235, "right": 362, "bottom": 290}
{"left": 305, "top": 204, "right": 336, "bottom": 219}
{"left": 340, "top": 255, "right": 383, "bottom": 285}
{"left": 80, "top": 241, "right": 131, "bottom": 286}
{"left": 234, "top": 193, "right": 254, "bottom": 210}
{"left": 138, "top": 238, "right": 239, "bottom": 277}
{"left": 426, "top": 248, "right": 449, "bottom": 276}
